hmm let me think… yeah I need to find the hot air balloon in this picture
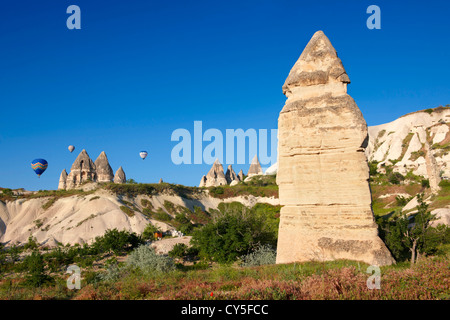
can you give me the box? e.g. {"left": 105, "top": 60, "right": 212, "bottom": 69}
{"left": 139, "top": 151, "right": 148, "bottom": 160}
{"left": 68, "top": 145, "right": 75, "bottom": 153}
{"left": 31, "top": 159, "right": 48, "bottom": 178}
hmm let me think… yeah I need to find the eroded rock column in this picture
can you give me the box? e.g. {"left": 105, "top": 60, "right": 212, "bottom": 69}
{"left": 276, "top": 31, "right": 394, "bottom": 266}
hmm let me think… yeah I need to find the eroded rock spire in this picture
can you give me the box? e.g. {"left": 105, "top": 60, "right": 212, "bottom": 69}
{"left": 276, "top": 31, "right": 394, "bottom": 266}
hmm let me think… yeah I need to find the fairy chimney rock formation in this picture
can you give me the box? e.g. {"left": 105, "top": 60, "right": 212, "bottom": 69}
{"left": 198, "top": 159, "right": 228, "bottom": 187}
{"left": 237, "top": 169, "right": 244, "bottom": 181}
{"left": 65, "top": 149, "right": 97, "bottom": 189}
{"left": 58, "top": 169, "right": 68, "bottom": 190}
{"left": 94, "top": 151, "right": 114, "bottom": 183}
{"left": 225, "top": 165, "right": 239, "bottom": 184}
{"left": 276, "top": 31, "right": 394, "bottom": 266}
{"left": 247, "top": 155, "right": 263, "bottom": 177}
{"left": 114, "top": 166, "right": 126, "bottom": 184}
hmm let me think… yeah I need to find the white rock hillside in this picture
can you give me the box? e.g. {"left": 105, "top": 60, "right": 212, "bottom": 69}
{"left": 366, "top": 107, "right": 450, "bottom": 191}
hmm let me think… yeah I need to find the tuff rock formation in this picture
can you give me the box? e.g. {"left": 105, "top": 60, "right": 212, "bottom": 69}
{"left": 61, "top": 149, "right": 125, "bottom": 189}
{"left": 94, "top": 151, "right": 114, "bottom": 183}
{"left": 65, "top": 149, "right": 97, "bottom": 189}
{"left": 58, "top": 169, "right": 68, "bottom": 190}
{"left": 114, "top": 166, "right": 126, "bottom": 184}
{"left": 198, "top": 159, "right": 228, "bottom": 187}
{"left": 225, "top": 165, "right": 239, "bottom": 184}
{"left": 247, "top": 155, "right": 263, "bottom": 177}
{"left": 276, "top": 31, "right": 394, "bottom": 266}
{"left": 237, "top": 169, "right": 244, "bottom": 181}
{"left": 159, "top": 178, "right": 164, "bottom": 184}
{"left": 366, "top": 107, "right": 450, "bottom": 194}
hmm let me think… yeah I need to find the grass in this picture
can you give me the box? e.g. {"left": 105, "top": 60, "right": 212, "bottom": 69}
{"left": 1, "top": 255, "right": 448, "bottom": 300}
{"left": 119, "top": 206, "right": 135, "bottom": 217}
{"left": 208, "top": 175, "right": 279, "bottom": 199}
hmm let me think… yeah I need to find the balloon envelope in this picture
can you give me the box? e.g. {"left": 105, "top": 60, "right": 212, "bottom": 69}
{"left": 139, "top": 151, "right": 148, "bottom": 160}
{"left": 68, "top": 145, "right": 75, "bottom": 153}
{"left": 31, "top": 159, "right": 48, "bottom": 177}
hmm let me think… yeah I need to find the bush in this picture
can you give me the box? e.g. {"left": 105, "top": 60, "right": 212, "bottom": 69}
{"left": 23, "top": 250, "right": 53, "bottom": 287}
{"left": 92, "top": 228, "right": 143, "bottom": 254}
{"left": 239, "top": 245, "right": 277, "bottom": 267}
{"left": 388, "top": 172, "right": 405, "bottom": 185}
{"left": 421, "top": 179, "right": 430, "bottom": 188}
{"left": 126, "top": 245, "right": 175, "bottom": 274}
{"left": 141, "top": 224, "right": 161, "bottom": 241}
{"left": 119, "top": 205, "right": 135, "bottom": 217}
{"left": 191, "top": 203, "right": 278, "bottom": 264}
{"left": 168, "top": 243, "right": 188, "bottom": 259}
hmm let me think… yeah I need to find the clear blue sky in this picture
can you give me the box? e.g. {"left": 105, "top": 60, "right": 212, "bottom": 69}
{"left": 0, "top": 0, "right": 449, "bottom": 191}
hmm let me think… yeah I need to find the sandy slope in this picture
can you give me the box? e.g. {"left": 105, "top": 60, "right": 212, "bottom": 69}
{"left": 0, "top": 188, "right": 279, "bottom": 247}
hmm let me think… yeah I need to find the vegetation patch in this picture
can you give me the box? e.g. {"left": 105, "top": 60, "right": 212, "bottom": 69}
{"left": 119, "top": 206, "right": 135, "bottom": 217}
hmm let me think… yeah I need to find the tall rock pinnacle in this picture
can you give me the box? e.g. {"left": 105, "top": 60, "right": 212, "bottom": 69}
{"left": 114, "top": 166, "right": 126, "bottom": 184}
{"left": 276, "top": 31, "right": 394, "bottom": 266}
{"left": 94, "top": 151, "right": 114, "bottom": 183}
{"left": 198, "top": 159, "right": 228, "bottom": 187}
{"left": 225, "top": 165, "right": 239, "bottom": 184}
{"left": 58, "top": 169, "right": 68, "bottom": 190}
{"left": 247, "top": 155, "right": 263, "bottom": 177}
{"left": 65, "top": 149, "right": 97, "bottom": 189}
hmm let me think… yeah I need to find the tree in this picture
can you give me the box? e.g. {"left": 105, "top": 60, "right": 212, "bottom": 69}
{"left": 191, "top": 202, "right": 278, "bottom": 263}
{"left": 92, "top": 229, "right": 143, "bottom": 254}
{"left": 24, "top": 250, "right": 53, "bottom": 287}
{"left": 380, "top": 193, "right": 438, "bottom": 267}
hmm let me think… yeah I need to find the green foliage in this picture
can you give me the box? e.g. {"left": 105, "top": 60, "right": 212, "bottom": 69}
{"left": 140, "top": 198, "right": 152, "bottom": 208}
{"left": 174, "top": 213, "right": 194, "bottom": 235}
{"left": 368, "top": 161, "right": 379, "bottom": 176}
{"left": 2, "top": 188, "right": 13, "bottom": 196}
{"left": 209, "top": 186, "right": 224, "bottom": 195}
{"left": 395, "top": 195, "right": 412, "bottom": 207}
{"left": 92, "top": 228, "right": 143, "bottom": 254}
{"left": 388, "top": 172, "right": 405, "bottom": 185}
{"left": 168, "top": 243, "right": 188, "bottom": 259}
{"left": 126, "top": 245, "right": 175, "bottom": 274}
{"left": 23, "top": 235, "right": 39, "bottom": 250}
{"left": 377, "top": 193, "right": 448, "bottom": 263}
{"left": 152, "top": 208, "right": 173, "bottom": 222}
{"left": 438, "top": 179, "right": 450, "bottom": 188}
{"left": 42, "top": 198, "right": 57, "bottom": 210}
{"left": 141, "top": 223, "right": 161, "bottom": 240}
{"left": 23, "top": 250, "right": 54, "bottom": 287}
{"left": 424, "top": 108, "right": 433, "bottom": 114}
{"left": 239, "top": 245, "right": 277, "bottom": 267}
{"left": 421, "top": 179, "right": 430, "bottom": 188}
{"left": 119, "top": 205, "right": 135, "bottom": 217}
{"left": 191, "top": 202, "right": 279, "bottom": 264}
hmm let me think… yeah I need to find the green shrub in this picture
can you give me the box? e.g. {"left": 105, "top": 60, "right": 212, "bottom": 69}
{"left": 142, "top": 224, "right": 161, "bottom": 240}
{"left": 42, "top": 198, "right": 56, "bottom": 210}
{"left": 191, "top": 204, "right": 278, "bottom": 264}
{"left": 421, "top": 179, "right": 430, "bottom": 188}
{"left": 239, "top": 245, "right": 277, "bottom": 267}
{"left": 92, "top": 228, "right": 143, "bottom": 254}
{"left": 23, "top": 250, "right": 53, "bottom": 287}
{"left": 152, "top": 209, "right": 172, "bottom": 222}
{"left": 120, "top": 205, "right": 135, "bottom": 217}
{"left": 126, "top": 245, "right": 175, "bottom": 274}
{"left": 168, "top": 243, "right": 188, "bottom": 259}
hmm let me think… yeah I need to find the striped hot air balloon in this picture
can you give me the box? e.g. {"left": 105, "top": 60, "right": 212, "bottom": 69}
{"left": 31, "top": 159, "right": 48, "bottom": 178}
{"left": 139, "top": 151, "right": 148, "bottom": 160}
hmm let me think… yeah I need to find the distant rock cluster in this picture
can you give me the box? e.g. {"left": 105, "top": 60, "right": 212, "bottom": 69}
{"left": 198, "top": 155, "right": 265, "bottom": 187}
{"left": 58, "top": 149, "right": 126, "bottom": 190}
